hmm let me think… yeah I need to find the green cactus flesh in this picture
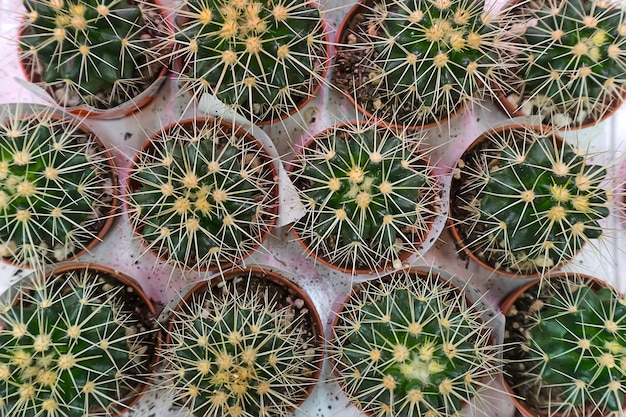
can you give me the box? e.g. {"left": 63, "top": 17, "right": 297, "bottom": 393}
{"left": 128, "top": 120, "right": 277, "bottom": 271}
{"left": 504, "top": 275, "right": 626, "bottom": 415}
{"left": 164, "top": 272, "right": 321, "bottom": 417}
{"left": 332, "top": 270, "right": 497, "bottom": 417}
{"left": 0, "top": 268, "right": 155, "bottom": 417}
{"left": 174, "top": 0, "right": 328, "bottom": 123}
{"left": 20, "top": 0, "right": 165, "bottom": 109}
{"left": 509, "top": 0, "right": 626, "bottom": 126}
{"left": 0, "top": 114, "right": 115, "bottom": 267}
{"left": 334, "top": 0, "right": 503, "bottom": 126}
{"left": 291, "top": 124, "right": 438, "bottom": 272}
{"left": 451, "top": 128, "right": 609, "bottom": 274}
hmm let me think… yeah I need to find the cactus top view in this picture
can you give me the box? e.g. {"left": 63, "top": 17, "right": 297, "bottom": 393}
{"left": 290, "top": 122, "right": 440, "bottom": 273}
{"left": 0, "top": 264, "right": 157, "bottom": 417}
{"left": 500, "top": 0, "right": 626, "bottom": 128}
{"left": 0, "top": 105, "right": 117, "bottom": 269}
{"left": 333, "top": 0, "right": 507, "bottom": 128}
{"left": 172, "top": 0, "right": 329, "bottom": 124}
{"left": 330, "top": 268, "right": 500, "bottom": 417}
{"left": 19, "top": 0, "right": 169, "bottom": 113}
{"left": 450, "top": 125, "right": 610, "bottom": 276}
{"left": 503, "top": 274, "right": 626, "bottom": 416}
{"left": 160, "top": 268, "right": 323, "bottom": 417}
{"left": 127, "top": 118, "right": 278, "bottom": 273}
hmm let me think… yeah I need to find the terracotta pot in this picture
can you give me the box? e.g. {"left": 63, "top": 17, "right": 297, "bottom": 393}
{"left": 448, "top": 124, "right": 576, "bottom": 278}
{"left": 329, "top": 267, "right": 497, "bottom": 417}
{"left": 0, "top": 110, "right": 118, "bottom": 269}
{"left": 172, "top": 4, "right": 330, "bottom": 126}
{"left": 161, "top": 265, "right": 324, "bottom": 417}
{"left": 0, "top": 262, "right": 158, "bottom": 417}
{"left": 126, "top": 117, "right": 279, "bottom": 272}
{"left": 334, "top": 0, "right": 465, "bottom": 130}
{"left": 18, "top": 0, "right": 171, "bottom": 120}
{"left": 500, "top": 273, "right": 626, "bottom": 417}
{"left": 289, "top": 121, "right": 441, "bottom": 275}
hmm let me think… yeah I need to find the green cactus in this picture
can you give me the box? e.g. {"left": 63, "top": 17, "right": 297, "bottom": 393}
{"left": 330, "top": 268, "right": 499, "bottom": 417}
{"left": 172, "top": 0, "right": 329, "bottom": 124}
{"left": 501, "top": 0, "right": 626, "bottom": 127}
{"left": 0, "top": 265, "right": 157, "bottom": 417}
{"left": 290, "top": 122, "right": 440, "bottom": 273}
{"left": 127, "top": 118, "right": 278, "bottom": 272}
{"left": 160, "top": 268, "right": 323, "bottom": 417}
{"left": 333, "top": 0, "right": 506, "bottom": 127}
{"left": 450, "top": 125, "right": 609, "bottom": 275}
{"left": 504, "top": 274, "right": 626, "bottom": 416}
{"left": 0, "top": 105, "right": 117, "bottom": 269}
{"left": 19, "top": 0, "right": 169, "bottom": 110}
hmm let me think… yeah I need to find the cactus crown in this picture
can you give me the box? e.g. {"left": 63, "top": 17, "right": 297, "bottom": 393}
{"left": 162, "top": 270, "right": 322, "bottom": 417}
{"left": 330, "top": 269, "right": 499, "bottom": 417}
{"left": 0, "top": 106, "right": 116, "bottom": 268}
{"left": 127, "top": 118, "right": 277, "bottom": 272}
{"left": 20, "top": 0, "right": 168, "bottom": 109}
{"left": 334, "top": 0, "right": 505, "bottom": 127}
{"left": 450, "top": 126, "right": 609, "bottom": 275}
{"left": 290, "top": 122, "right": 439, "bottom": 273}
{"left": 173, "top": 0, "right": 329, "bottom": 123}
{"left": 0, "top": 266, "right": 156, "bottom": 417}
{"left": 504, "top": 274, "right": 626, "bottom": 415}
{"left": 502, "top": 0, "right": 626, "bottom": 127}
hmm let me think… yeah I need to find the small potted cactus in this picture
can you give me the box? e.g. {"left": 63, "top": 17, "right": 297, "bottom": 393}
{"left": 498, "top": 0, "right": 626, "bottom": 128}
{"left": 449, "top": 124, "right": 610, "bottom": 277}
{"left": 289, "top": 121, "right": 442, "bottom": 274}
{"left": 0, "top": 104, "right": 117, "bottom": 269}
{"left": 126, "top": 117, "right": 278, "bottom": 273}
{"left": 0, "top": 262, "right": 158, "bottom": 417}
{"left": 501, "top": 272, "right": 626, "bottom": 416}
{"left": 329, "top": 267, "right": 501, "bottom": 417}
{"left": 159, "top": 266, "right": 324, "bottom": 417}
{"left": 19, "top": 0, "right": 171, "bottom": 118}
{"left": 333, "top": 0, "right": 507, "bottom": 128}
{"left": 171, "top": 0, "right": 330, "bottom": 124}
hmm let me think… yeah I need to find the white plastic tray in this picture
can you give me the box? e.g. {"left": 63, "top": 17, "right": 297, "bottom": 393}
{"left": 1, "top": 0, "right": 625, "bottom": 415}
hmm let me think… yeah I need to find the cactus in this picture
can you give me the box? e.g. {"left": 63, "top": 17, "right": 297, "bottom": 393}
{"left": 503, "top": 273, "right": 626, "bottom": 416}
{"left": 333, "top": 0, "right": 506, "bottom": 127}
{"left": 127, "top": 118, "right": 278, "bottom": 272}
{"left": 0, "top": 105, "right": 117, "bottom": 269}
{"left": 500, "top": 0, "right": 626, "bottom": 127}
{"left": 290, "top": 122, "right": 440, "bottom": 273}
{"left": 19, "top": 0, "right": 169, "bottom": 110}
{"left": 450, "top": 125, "right": 610, "bottom": 275}
{"left": 330, "top": 268, "right": 500, "bottom": 417}
{"left": 0, "top": 264, "right": 157, "bottom": 417}
{"left": 172, "top": 0, "right": 329, "bottom": 124}
{"left": 160, "top": 268, "right": 323, "bottom": 417}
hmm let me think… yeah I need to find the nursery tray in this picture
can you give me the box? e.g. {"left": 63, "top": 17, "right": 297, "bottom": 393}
{"left": 1, "top": 0, "right": 625, "bottom": 416}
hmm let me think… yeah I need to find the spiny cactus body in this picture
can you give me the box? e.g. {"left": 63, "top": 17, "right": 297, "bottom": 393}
{"left": 450, "top": 125, "right": 609, "bottom": 276}
{"left": 20, "top": 0, "right": 169, "bottom": 111}
{"left": 501, "top": 0, "right": 626, "bottom": 128}
{"left": 504, "top": 274, "right": 626, "bottom": 416}
{"left": 161, "top": 268, "right": 323, "bottom": 417}
{"left": 290, "top": 122, "right": 440, "bottom": 273}
{"left": 330, "top": 268, "right": 499, "bottom": 417}
{"left": 0, "top": 106, "right": 117, "bottom": 268}
{"left": 127, "top": 118, "right": 278, "bottom": 272}
{"left": 333, "top": 0, "right": 506, "bottom": 127}
{"left": 172, "top": 0, "right": 329, "bottom": 124}
{"left": 0, "top": 265, "right": 156, "bottom": 417}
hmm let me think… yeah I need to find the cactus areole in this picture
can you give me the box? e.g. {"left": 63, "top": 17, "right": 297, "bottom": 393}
{"left": 0, "top": 263, "right": 157, "bottom": 417}
{"left": 502, "top": 274, "right": 626, "bottom": 416}
{"left": 449, "top": 125, "right": 609, "bottom": 277}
